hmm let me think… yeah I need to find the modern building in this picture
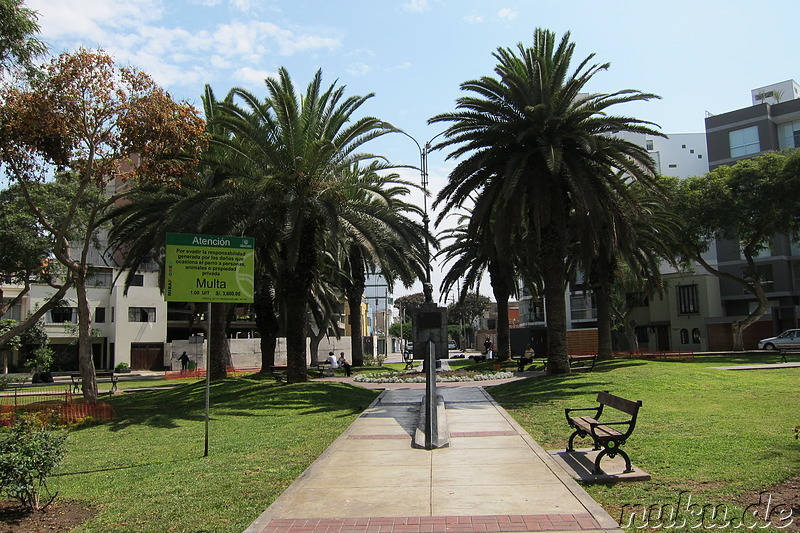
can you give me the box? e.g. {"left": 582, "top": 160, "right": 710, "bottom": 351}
{"left": 700, "top": 80, "right": 800, "bottom": 348}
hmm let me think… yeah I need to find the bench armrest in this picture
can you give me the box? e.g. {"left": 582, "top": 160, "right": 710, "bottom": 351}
{"left": 565, "top": 406, "right": 600, "bottom": 424}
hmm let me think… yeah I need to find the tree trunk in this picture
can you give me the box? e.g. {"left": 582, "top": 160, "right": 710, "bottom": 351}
{"left": 284, "top": 290, "right": 309, "bottom": 382}
{"left": 254, "top": 273, "right": 278, "bottom": 372}
{"left": 623, "top": 317, "right": 640, "bottom": 354}
{"left": 282, "top": 223, "right": 317, "bottom": 383}
{"left": 347, "top": 244, "right": 366, "bottom": 366}
{"left": 540, "top": 227, "right": 569, "bottom": 374}
{"left": 209, "top": 302, "right": 230, "bottom": 379}
{"left": 489, "top": 265, "right": 511, "bottom": 361}
{"left": 595, "top": 281, "right": 613, "bottom": 361}
{"left": 75, "top": 273, "right": 98, "bottom": 401}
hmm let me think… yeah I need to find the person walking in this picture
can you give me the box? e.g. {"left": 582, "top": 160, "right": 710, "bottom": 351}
{"left": 178, "top": 351, "right": 191, "bottom": 372}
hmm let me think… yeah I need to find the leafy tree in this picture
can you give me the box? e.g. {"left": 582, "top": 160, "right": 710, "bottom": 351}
{"left": 437, "top": 208, "right": 515, "bottom": 360}
{"left": 0, "top": 0, "right": 47, "bottom": 78}
{"left": 394, "top": 292, "right": 426, "bottom": 324}
{"left": 0, "top": 49, "right": 206, "bottom": 400}
{"left": 389, "top": 321, "right": 412, "bottom": 342}
{"left": 669, "top": 150, "right": 800, "bottom": 350}
{"left": 432, "top": 29, "right": 662, "bottom": 373}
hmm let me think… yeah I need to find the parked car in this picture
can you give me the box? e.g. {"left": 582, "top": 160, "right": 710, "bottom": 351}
{"left": 758, "top": 329, "right": 800, "bottom": 350}
{"left": 447, "top": 340, "right": 457, "bottom": 350}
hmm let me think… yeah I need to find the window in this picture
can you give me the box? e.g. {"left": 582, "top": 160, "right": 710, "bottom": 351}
{"left": 743, "top": 264, "right": 774, "bottom": 292}
{"left": 677, "top": 285, "right": 699, "bottom": 315}
{"left": 680, "top": 328, "right": 689, "bottom": 344}
{"left": 86, "top": 269, "right": 112, "bottom": 287}
{"left": 130, "top": 274, "right": 144, "bottom": 287}
{"left": 646, "top": 140, "right": 654, "bottom": 151}
{"left": 50, "top": 307, "right": 77, "bottom": 323}
{"left": 668, "top": 164, "right": 677, "bottom": 168}
{"left": 692, "top": 328, "right": 701, "bottom": 344}
{"left": 1, "top": 302, "right": 21, "bottom": 321}
{"left": 570, "top": 292, "right": 597, "bottom": 321}
{"left": 95, "top": 307, "right": 106, "bottom": 323}
{"left": 777, "top": 120, "right": 800, "bottom": 150}
{"left": 729, "top": 126, "right": 760, "bottom": 157}
{"left": 128, "top": 307, "right": 156, "bottom": 322}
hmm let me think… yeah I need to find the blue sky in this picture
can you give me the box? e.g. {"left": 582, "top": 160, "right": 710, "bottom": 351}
{"left": 26, "top": 0, "right": 800, "bottom": 301}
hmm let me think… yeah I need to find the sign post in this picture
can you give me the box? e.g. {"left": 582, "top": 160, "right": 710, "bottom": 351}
{"left": 165, "top": 233, "right": 255, "bottom": 456}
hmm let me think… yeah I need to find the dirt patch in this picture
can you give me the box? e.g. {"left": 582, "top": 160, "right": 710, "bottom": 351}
{"left": 736, "top": 473, "right": 800, "bottom": 532}
{"left": 0, "top": 500, "right": 95, "bottom": 532}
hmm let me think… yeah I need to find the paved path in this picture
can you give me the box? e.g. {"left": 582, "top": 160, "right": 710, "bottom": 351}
{"left": 244, "top": 386, "right": 621, "bottom": 533}
{"left": 712, "top": 362, "right": 800, "bottom": 370}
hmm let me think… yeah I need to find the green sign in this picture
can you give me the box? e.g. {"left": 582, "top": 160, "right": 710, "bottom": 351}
{"left": 165, "top": 233, "right": 255, "bottom": 303}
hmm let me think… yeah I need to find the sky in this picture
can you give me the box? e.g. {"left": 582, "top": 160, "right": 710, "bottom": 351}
{"left": 24, "top": 0, "right": 800, "bottom": 303}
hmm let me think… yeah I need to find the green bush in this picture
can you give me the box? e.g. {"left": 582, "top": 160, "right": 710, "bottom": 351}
{"left": 114, "top": 362, "right": 129, "bottom": 373}
{"left": 0, "top": 412, "right": 67, "bottom": 510}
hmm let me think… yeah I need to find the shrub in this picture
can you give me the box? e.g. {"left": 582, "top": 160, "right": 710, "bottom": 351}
{"left": 0, "top": 412, "right": 67, "bottom": 510}
{"left": 114, "top": 362, "right": 129, "bottom": 373}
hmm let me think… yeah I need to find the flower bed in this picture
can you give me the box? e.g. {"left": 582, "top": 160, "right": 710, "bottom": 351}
{"left": 353, "top": 370, "right": 514, "bottom": 383}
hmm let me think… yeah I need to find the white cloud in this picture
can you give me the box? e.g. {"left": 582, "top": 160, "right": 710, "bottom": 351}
{"left": 234, "top": 66, "right": 277, "bottom": 85}
{"left": 386, "top": 62, "right": 412, "bottom": 72}
{"left": 346, "top": 63, "right": 372, "bottom": 77}
{"left": 402, "top": 0, "right": 430, "bottom": 12}
{"left": 464, "top": 15, "right": 483, "bottom": 23}
{"left": 497, "top": 8, "right": 518, "bottom": 20}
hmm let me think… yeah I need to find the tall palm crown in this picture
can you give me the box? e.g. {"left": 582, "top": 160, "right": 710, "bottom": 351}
{"left": 431, "top": 29, "right": 664, "bottom": 373}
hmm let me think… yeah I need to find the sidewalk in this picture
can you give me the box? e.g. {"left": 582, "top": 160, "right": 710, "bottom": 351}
{"left": 244, "top": 386, "right": 622, "bottom": 533}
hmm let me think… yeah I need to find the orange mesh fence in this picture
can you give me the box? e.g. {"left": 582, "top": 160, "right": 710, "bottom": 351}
{"left": 0, "top": 396, "right": 113, "bottom": 427}
{"left": 164, "top": 366, "right": 261, "bottom": 379}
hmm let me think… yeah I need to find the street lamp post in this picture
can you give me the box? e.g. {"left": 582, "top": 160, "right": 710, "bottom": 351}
{"left": 394, "top": 129, "right": 446, "bottom": 303}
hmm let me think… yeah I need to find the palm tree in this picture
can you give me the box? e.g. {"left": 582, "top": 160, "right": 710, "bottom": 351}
{"left": 211, "top": 69, "right": 394, "bottom": 383}
{"left": 337, "top": 161, "right": 427, "bottom": 365}
{"left": 437, "top": 201, "right": 517, "bottom": 361}
{"left": 431, "top": 29, "right": 662, "bottom": 374}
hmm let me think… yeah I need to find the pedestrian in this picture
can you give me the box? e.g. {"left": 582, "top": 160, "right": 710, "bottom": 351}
{"left": 338, "top": 352, "right": 351, "bottom": 377}
{"left": 484, "top": 337, "right": 493, "bottom": 358}
{"left": 178, "top": 351, "right": 190, "bottom": 372}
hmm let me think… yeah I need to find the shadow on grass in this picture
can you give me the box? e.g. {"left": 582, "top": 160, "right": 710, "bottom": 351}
{"left": 101, "top": 377, "right": 379, "bottom": 432}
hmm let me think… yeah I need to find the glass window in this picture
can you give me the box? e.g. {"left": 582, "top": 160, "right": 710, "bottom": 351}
{"left": 1, "top": 302, "right": 21, "bottom": 321}
{"left": 677, "top": 285, "right": 699, "bottom": 315}
{"left": 95, "top": 307, "right": 106, "bottom": 323}
{"left": 692, "top": 328, "right": 701, "bottom": 344}
{"left": 729, "top": 126, "right": 760, "bottom": 158}
{"left": 680, "top": 329, "right": 689, "bottom": 344}
{"left": 130, "top": 274, "right": 144, "bottom": 287}
{"left": 128, "top": 307, "right": 156, "bottom": 322}
{"left": 743, "top": 264, "right": 774, "bottom": 292}
{"left": 86, "top": 269, "right": 112, "bottom": 287}
{"left": 570, "top": 292, "right": 597, "bottom": 321}
{"left": 777, "top": 120, "right": 800, "bottom": 150}
{"left": 50, "top": 307, "right": 77, "bottom": 323}
{"left": 645, "top": 140, "right": 654, "bottom": 151}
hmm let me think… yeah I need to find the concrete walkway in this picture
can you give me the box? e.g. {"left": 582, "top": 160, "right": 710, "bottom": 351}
{"left": 244, "top": 386, "right": 622, "bottom": 533}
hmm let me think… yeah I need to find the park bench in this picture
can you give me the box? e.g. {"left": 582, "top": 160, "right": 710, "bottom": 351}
{"left": 776, "top": 346, "right": 798, "bottom": 363}
{"left": 535, "top": 353, "right": 597, "bottom": 372}
{"left": 70, "top": 371, "right": 118, "bottom": 394}
{"left": 269, "top": 363, "right": 332, "bottom": 383}
{"left": 565, "top": 391, "right": 642, "bottom": 475}
{"left": 568, "top": 353, "right": 597, "bottom": 371}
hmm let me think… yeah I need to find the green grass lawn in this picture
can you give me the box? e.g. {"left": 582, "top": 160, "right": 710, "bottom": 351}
{"left": 49, "top": 376, "right": 379, "bottom": 532}
{"left": 487, "top": 356, "right": 800, "bottom": 529}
